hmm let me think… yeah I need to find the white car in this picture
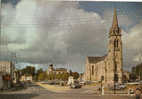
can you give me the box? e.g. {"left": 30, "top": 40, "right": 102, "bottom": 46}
{"left": 79, "top": 81, "right": 86, "bottom": 85}
{"left": 119, "top": 84, "right": 126, "bottom": 89}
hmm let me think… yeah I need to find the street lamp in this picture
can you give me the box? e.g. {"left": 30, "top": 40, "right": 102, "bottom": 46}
{"left": 101, "top": 76, "right": 104, "bottom": 95}
{"left": 114, "top": 73, "right": 118, "bottom": 94}
{"left": 138, "top": 54, "right": 142, "bottom": 81}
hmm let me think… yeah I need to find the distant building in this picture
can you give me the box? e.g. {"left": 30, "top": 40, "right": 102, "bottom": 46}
{"left": 46, "top": 64, "right": 67, "bottom": 75}
{"left": 20, "top": 75, "right": 33, "bottom": 82}
{"left": 0, "top": 61, "right": 15, "bottom": 88}
{"left": 55, "top": 68, "right": 68, "bottom": 74}
{"left": 0, "top": 61, "right": 14, "bottom": 75}
{"left": 0, "top": 73, "right": 4, "bottom": 89}
{"left": 84, "top": 9, "right": 123, "bottom": 85}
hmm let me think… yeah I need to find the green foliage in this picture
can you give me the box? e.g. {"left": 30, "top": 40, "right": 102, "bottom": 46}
{"left": 61, "top": 73, "right": 69, "bottom": 81}
{"left": 37, "top": 68, "right": 43, "bottom": 74}
{"left": 20, "top": 66, "right": 35, "bottom": 76}
{"left": 56, "top": 73, "right": 62, "bottom": 80}
{"left": 38, "top": 72, "right": 46, "bottom": 81}
{"left": 129, "top": 73, "right": 137, "bottom": 81}
{"left": 72, "top": 72, "right": 79, "bottom": 79}
{"left": 35, "top": 68, "right": 79, "bottom": 81}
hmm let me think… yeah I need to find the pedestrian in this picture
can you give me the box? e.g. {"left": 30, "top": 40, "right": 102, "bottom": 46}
{"left": 135, "top": 88, "right": 141, "bottom": 99}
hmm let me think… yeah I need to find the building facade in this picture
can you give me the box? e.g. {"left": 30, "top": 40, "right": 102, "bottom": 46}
{"left": 46, "top": 64, "right": 67, "bottom": 75}
{"left": 0, "top": 61, "right": 15, "bottom": 88}
{"left": 84, "top": 9, "right": 123, "bottom": 85}
{"left": 0, "top": 61, "right": 14, "bottom": 78}
{"left": 20, "top": 75, "right": 33, "bottom": 82}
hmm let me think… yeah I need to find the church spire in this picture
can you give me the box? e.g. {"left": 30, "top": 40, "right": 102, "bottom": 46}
{"left": 109, "top": 8, "right": 121, "bottom": 36}
{"left": 112, "top": 8, "right": 118, "bottom": 28}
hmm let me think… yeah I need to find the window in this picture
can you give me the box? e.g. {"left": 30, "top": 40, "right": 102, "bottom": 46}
{"left": 116, "top": 40, "right": 119, "bottom": 47}
{"left": 92, "top": 65, "right": 94, "bottom": 75}
{"left": 114, "top": 39, "right": 119, "bottom": 48}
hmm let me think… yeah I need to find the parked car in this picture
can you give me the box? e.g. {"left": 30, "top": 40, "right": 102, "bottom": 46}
{"left": 129, "top": 89, "right": 134, "bottom": 94}
{"left": 70, "top": 83, "right": 81, "bottom": 89}
{"left": 84, "top": 81, "right": 92, "bottom": 85}
{"left": 110, "top": 83, "right": 126, "bottom": 90}
{"left": 119, "top": 84, "right": 126, "bottom": 89}
{"left": 79, "top": 81, "right": 86, "bottom": 85}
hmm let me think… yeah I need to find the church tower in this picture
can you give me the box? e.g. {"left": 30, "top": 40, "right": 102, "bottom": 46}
{"left": 108, "top": 8, "right": 123, "bottom": 83}
{"left": 84, "top": 8, "right": 123, "bottom": 84}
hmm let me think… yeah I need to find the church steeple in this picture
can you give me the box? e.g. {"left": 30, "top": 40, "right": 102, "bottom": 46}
{"left": 108, "top": 8, "right": 123, "bottom": 84}
{"left": 109, "top": 8, "right": 121, "bottom": 36}
{"left": 112, "top": 8, "right": 118, "bottom": 28}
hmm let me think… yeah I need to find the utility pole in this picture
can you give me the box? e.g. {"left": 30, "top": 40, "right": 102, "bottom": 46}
{"left": 90, "top": 66, "right": 91, "bottom": 81}
{"left": 101, "top": 76, "right": 104, "bottom": 95}
{"left": 0, "top": 0, "right": 1, "bottom": 61}
{"left": 138, "top": 54, "right": 142, "bottom": 81}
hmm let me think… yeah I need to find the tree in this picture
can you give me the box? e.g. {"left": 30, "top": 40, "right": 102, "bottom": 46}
{"left": 37, "top": 68, "right": 44, "bottom": 75}
{"left": 61, "top": 73, "right": 69, "bottom": 81}
{"left": 56, "top": 73, "right": 62, "bottom": 80}
{"left": 20, "top": 66, "right": 35, "bottom": 76}
{"left": 72, "top": 72, "right": 79, "bottom": 79}
{"left": 122, "top": 75, "right": 128, "bottom": 83}
{"left": 131, "top": 63, "right": 142, "bottom": 80}
{"left": 129, "top": 73, "right": 137, "bottom": 81}
{"left": 69, "top": 70, "right": 73, "bottom": 76}
{"left": 38, "top": 72, "right": 46, "bottom": 81}
{"left": 45, "top": 74, "right": 50, "bottom": 80}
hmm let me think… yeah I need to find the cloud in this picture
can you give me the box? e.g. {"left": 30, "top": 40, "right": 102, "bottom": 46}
{"left": 124, "top": 21, "right": 142, "bottom": 50}
{"left": 1, "top": 1, "right": 142, "bottom": 72}
{"left": 103, "top": 9, "right": 134, "bottom": 31}
{"left": 122, "top": 21, "right": 142, "bottom": 70}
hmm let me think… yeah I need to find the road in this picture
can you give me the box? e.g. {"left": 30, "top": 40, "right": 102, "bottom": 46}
{"left": 0, "top": 83, "right": 136, "bottom": 99}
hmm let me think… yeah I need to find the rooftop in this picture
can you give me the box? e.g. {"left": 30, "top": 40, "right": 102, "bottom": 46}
{"left": 87, "top": 55, "right": 107, "bottom": 64}
{"left": 55, "top": 68, "right": 67, "bottom": 71}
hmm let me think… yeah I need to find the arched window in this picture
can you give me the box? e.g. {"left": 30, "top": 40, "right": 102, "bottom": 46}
{"left": 117, "top": 40, "right": 119, "bottom": 47}
{"left": 114, "top": 39, "right": 119, "bottom": 48}
{"left": 92, "top": 65, "right": 94, "bottom": 75}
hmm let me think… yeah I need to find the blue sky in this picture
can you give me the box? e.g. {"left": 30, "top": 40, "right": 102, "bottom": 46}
{"left": 1, "top": 0, "right": 21, "bottom": 5}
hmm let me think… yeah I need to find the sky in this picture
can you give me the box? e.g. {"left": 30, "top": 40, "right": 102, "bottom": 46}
{"left": 1, "top": 0, "right": 142, "bottom": 72}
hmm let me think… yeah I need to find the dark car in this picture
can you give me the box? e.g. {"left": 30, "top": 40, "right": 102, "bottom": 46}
{"left": 70, "top": 83, "right": 82, "bottom": 89}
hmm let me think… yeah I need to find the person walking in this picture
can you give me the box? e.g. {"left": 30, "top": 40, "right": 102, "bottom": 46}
{"left": 135, "top": 88, "right": 141, "bottom": 99}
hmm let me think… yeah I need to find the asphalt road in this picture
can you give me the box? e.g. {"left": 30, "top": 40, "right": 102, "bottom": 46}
{"left": 0, "top": 83, "right": 136, "bottom": 99}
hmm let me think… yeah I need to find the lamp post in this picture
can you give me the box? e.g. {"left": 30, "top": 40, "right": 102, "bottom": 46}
{"left": 138, "top": 54, "right": 142, "bottom": 81}
{"left": 101, "top": 76, "right": 104, "bottom": 95}
{"left": 0, "top": 1, "right": 1, "bottom": 61}
{"left": 114, "top": 73, "right": 118, "bottom": 94}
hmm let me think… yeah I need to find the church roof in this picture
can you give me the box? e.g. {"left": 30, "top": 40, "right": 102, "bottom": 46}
{"left": 87, "top": 55, "right": 106, "bottom": 64}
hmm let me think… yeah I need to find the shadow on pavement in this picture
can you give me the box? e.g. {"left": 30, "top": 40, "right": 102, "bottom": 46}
{"left": 0, "top": 93, "right": 39, "bottom": 99}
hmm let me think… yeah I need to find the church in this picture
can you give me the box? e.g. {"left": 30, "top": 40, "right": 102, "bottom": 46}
{"left": 84, "top": 9, "right": 123, "bottom": 85}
